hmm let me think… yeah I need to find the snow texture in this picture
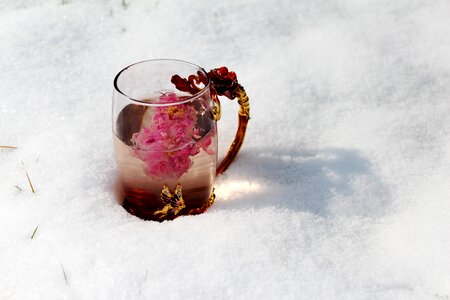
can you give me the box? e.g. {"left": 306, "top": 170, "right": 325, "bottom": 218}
{"left": 1, "top": 0, "right": 450, "bottom": 299}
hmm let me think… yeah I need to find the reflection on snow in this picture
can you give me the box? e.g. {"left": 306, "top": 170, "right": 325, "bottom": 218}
{"left": 215, "top": 180, "right": 264, "bottom": 201}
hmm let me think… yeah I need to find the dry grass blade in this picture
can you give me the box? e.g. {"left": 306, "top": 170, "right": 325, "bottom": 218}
{"left": 61, "top": 263, "right": 69, "bottom": 285}
{"left": 25, "top": 171, "right": 35, "bottom": 193}
{"left": 14, "top": 185, "right": 23, "bottom": 192}
{"left": 31, "top": 224, "right": 39, "bottom": 239}
{"left": 0, "top": 145, "right": 17, "bottom": 149}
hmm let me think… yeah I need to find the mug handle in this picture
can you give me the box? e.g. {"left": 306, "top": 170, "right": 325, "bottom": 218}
{"left": 212, "top": 85, "right": 250, "bottom": 175}
{"left": 171, "top": 66, "right": 250, "bottom": 175}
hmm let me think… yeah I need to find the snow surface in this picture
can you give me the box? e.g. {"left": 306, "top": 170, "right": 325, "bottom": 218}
{"left": 1, "top": 0, "right": 450, "bottom": 299}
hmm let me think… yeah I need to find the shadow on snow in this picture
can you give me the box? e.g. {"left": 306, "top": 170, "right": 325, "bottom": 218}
{"left": 214, "top": 147, "right": 391, "bottom": 218}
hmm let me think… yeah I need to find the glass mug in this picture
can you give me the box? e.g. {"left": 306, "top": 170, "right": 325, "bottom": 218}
{"left": 112, "top": 59, "right": 250, "bottom": 221}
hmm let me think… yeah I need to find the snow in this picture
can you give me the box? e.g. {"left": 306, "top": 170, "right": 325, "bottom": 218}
{"left": 1, "top": 0, "right": 450, "bottom": 299}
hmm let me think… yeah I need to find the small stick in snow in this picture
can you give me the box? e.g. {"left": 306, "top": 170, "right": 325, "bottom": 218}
{"left": 25, "top": 171, "right": 35, "bottom": 193}
{"left": 21, "top": 161, "right": 36, "bottom": 193}
{"left": 61, "top": 263, "right": 69, "bottom": 285}
{"left": 14, "top": 185, "right": 23, "bottom": 192}
{"left": 31, "top": 225, "right": 39, "bottom": 239}
{"left": 0, "top": 145, "right": 17, "bottom": 149}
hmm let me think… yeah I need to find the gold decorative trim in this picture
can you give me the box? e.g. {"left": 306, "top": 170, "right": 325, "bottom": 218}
{"left": 211, "top": 95, "right": 222, "bottom": 121}
{"left": 154, "top": 184, "right": 186, "bottom": 219}
{"left": 237, "top": 86, "right": 250, "bottom": 118}
{"left": 208, "top": 188, "right": 216, "bottom": 206}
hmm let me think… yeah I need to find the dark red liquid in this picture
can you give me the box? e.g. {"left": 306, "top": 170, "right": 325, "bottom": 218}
{"left": 121, "top": 185, "right": 213, "bottom": 221}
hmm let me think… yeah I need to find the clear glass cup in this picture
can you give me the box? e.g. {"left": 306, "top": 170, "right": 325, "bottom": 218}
{"left": 112, "top": 59, "right": 249, "bottom": 221}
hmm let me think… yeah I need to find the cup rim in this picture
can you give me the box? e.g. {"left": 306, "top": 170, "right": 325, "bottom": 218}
{"left": 113, "top": 58, "right": 210, "bottom": 107}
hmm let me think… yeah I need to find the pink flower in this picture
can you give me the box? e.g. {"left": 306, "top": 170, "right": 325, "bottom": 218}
{"left": 130, "top": 93, "right": 215, "bottom": 179}
{"left": 172, "top": 154, "right": 192, "bottom": 177}
{"left": 198, "top": 133, "right": 215, "bottom": 155}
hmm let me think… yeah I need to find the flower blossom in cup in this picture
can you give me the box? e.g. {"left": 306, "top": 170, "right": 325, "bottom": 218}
{"left": 131, "top": 92, "right": 214, "bottom": 179}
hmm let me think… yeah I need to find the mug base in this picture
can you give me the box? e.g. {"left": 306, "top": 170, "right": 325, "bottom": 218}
{"left": 121, "top": 190, "right": 215, "bottom": 222}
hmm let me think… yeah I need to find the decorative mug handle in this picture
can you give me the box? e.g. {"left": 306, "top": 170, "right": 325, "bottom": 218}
{"left": 171, "top": 66, "right": 250, "bottom": 175}
{"left": 209, "top": 68, "right": 250, "bottom": 175}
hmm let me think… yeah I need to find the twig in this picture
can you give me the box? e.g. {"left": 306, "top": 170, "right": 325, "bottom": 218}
{"left": 31, "top": 224, "right": 39, "bottom": 239}
{"left": 21, "top": 161, "right": 36, "bottom": 193}
{"left": 61, "top": 263, "right": 69, "bottom": 285}
{"left": 0, "top": 145, "right": 17, "bottom": 149}
{"left": 14, "top": 185, "right": 22, "bottom": 192}
{"left": 25, "top": 171, "right": 35, "bottom": 193}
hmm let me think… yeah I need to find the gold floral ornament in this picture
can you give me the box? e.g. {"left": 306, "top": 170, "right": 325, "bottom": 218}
{"left": 171, "top": 66, "right": 250, "bottom": 175}
{"left": 208, "top": 188, "right": 216, "bottom": 206}
{"left": 154, "top": 184, "right": 186, "bottom": 219}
